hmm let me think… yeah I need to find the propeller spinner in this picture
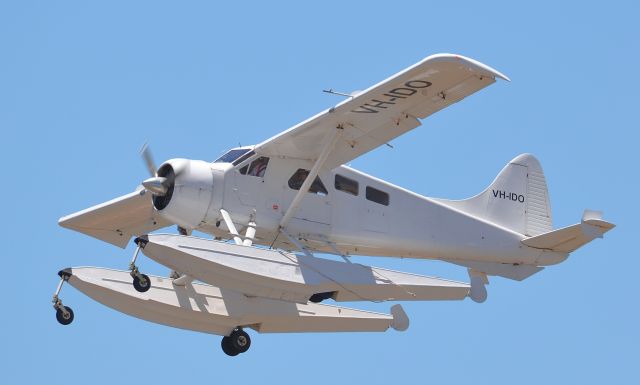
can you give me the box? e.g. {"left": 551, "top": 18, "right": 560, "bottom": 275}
{"left": 140, "top": 143, "right": 171, "bottom": 196}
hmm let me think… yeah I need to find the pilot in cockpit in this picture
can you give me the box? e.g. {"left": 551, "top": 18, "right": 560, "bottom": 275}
{"left": 248, "top": 157, "right": 269, "bottom": 177}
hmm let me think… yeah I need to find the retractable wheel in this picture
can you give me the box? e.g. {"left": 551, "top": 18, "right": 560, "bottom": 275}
{"left": 55, "top": 306, "right": 74, "bottom": 325}
{"left": 229, "top": 328, "right": 251, "bottom": 353}
{"left": 220, "top": 329, "right": 251, "bottom": 356}
{"left": 309, "top": 291, "right": 334, "bottom": 303}
{"left": 133, "top": 274, "right": 151, "bottom": 292}
{"left": 221, "top": 336, "right": 239, "bottom": 356}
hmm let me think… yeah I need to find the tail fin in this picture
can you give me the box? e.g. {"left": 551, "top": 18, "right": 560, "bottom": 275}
{"left": 436, "top": 154, "right": 553, "bottom": 236}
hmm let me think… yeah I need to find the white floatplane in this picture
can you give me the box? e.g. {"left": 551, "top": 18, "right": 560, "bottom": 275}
{"left": 53, "top": 53, "right": 614, "bottom": 356}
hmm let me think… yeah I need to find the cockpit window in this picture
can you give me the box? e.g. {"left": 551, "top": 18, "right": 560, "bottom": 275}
{"left": 232, "top": 150, "right": 255, "bottom": 166}
{"left": 247, "top": 157, "right": 270, "bottom": 177}
{"left": 240, "top": 157, "right": 270, "bottom": 177}
{"left": 288, "top": 169, "right": 328, "bottom": 195}
{"left": 214, "top": 149, "right": 254, "bottom": 164}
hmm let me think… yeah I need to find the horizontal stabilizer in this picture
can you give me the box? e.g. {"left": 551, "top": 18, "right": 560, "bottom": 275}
{"left": 58, "top": 188, "right": 171, "bottom": 248}
{"left": 521, "top": 210, "right": 615, "bottom": 253}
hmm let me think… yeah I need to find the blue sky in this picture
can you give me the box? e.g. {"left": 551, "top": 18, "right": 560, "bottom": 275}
{"left": 2, "top": 1, "right": 637, "bottom": 384}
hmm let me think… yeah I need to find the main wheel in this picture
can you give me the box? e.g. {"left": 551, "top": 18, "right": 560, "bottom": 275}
{"left": 221, "top": 336, "right": 239, "bottom": 356}
{"left": 133, "top": 274, "right": 151, "bottom": 292}
{"left": 56, "top": 306, "right": 74, "bottom": 325}
{"left": 229, "top": 329, "right": 251, "bottom": 353}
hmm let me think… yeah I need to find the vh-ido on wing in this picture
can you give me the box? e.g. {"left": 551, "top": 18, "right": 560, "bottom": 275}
{"left": 255, "top": 53, "right": 509, "bottom": 170}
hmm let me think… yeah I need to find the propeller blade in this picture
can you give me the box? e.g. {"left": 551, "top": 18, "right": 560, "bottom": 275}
{"left": 140, "top": 142, "right": 157, "bottom": 177}
{"left": 142, "top": 176, "right": 168, "bottom": 195}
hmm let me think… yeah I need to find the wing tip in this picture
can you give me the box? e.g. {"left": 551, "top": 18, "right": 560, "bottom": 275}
{"left": 58, "top": 214, "right": 73, "bottom": 229}
{"left": 426, "top": 53, "right": 511, "bottom": 82}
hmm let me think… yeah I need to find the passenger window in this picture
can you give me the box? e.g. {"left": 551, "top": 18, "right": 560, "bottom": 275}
{"left": 365, "top": 186, "right": 389, "bottom": 206}
{"left": 335, "top": 174, "right": 358, "bottom": 196}
{"left": 247, "top": 157, "right": 270, "bottom": 177}
{"left": 288, "top": 169, "right": 328, "bottom": 195}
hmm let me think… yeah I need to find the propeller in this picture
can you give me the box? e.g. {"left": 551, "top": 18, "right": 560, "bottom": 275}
{"left": 140, "top": 143, "right": 169, "bottom": 196}
{"left": 140, "top": 144, "right": 194, "bottom": 235}
{"left": 141, "top": 142, "right": 158, "bottom": 177}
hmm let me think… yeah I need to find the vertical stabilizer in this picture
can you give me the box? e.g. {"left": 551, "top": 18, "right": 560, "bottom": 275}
{"left": 435, "top": 154, "right": 553, "bottom": 236}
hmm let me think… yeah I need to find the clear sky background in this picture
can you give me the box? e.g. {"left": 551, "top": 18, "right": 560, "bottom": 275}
{"left": 2, "top": 1, "right": 637, "bottom": 384}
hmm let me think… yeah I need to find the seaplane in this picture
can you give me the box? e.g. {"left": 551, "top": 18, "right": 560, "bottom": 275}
{"left": 53, "top": 53, "right": 615, "bottom": 356}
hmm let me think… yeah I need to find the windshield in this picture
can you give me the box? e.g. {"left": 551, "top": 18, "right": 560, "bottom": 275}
{"left": 214, "top": 149, "right": 252, "bottom": 164}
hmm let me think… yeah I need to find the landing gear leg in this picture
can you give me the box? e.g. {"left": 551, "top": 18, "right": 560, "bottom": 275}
{"left": 52, "top": 270, "right": 74, "bottom": 325}
{"left": 129, "top": 243, "right": 151, "bottom": 293}
{"left": 221, "top": 328, "right": 251, "bottom": 356}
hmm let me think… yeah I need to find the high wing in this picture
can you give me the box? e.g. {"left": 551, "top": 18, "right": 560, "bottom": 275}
{"left": 254, "top": 54, "right": 509, "bottom": 170}
{"left": 58, "top": 188, "right": 171, "bottom": 248}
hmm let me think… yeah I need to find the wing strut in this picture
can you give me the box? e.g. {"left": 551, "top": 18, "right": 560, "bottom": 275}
{"left": 220, "top": 209, "right": 243, "bottom": 245}
{"left": 278, "top": 126, "right": 343, "bottom": 230}
{"left": 326, "top": 241, "right": 353, "bottom": 264}
{"left": 280, "top": 231, "right": 316, "bottom": 258}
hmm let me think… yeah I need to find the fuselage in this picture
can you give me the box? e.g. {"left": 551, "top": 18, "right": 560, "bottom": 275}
{"left": 158, "top": 149, "right": 558, "bottom": 267}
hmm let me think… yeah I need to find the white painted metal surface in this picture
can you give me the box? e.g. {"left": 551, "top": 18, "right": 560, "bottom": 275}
{"left": 255, "top": 54, "right": 509, "bottom": 170}
{"left": 58, "top": 188, "right": 170, "bottom": 248}
{"left": 138, "top": 234, "right": 470, "bottom": 303}
{"left": 53, "top": 52, "right": 616, "bottom": 354}
{"left": 58, "top": 55, "right": 613, "bottom": 286}
{"left": 64, "top": 267, "right": 405, "bottom": 335}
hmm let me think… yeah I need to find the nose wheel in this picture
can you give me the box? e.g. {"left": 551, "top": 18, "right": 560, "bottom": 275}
{"left": 132, "top": 272, "right": 151, "bottom": 292}
{"left": 221, "top": 328, "right": 251, "bottom": 356}
{"left": 52, "top": 270, "right": 74, "bottom": 325}
{"left": 56, "top": 306, "right": 74, "bottom": 325}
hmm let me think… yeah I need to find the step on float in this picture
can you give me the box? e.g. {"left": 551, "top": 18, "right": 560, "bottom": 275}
{"left": 136, "top": 234, "right": 470, "bottom": 304}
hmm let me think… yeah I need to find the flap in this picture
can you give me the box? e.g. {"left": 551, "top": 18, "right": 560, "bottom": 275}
{"left": 58, "top": 188, "right": 172, "bottom": 248}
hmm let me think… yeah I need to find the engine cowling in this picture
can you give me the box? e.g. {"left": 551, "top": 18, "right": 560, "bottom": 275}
{"left": 152, "top": 158, "right": 214, "bottom": 229}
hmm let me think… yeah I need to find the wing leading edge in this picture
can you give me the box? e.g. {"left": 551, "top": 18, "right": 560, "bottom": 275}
{"left": 255, "top": 54, "right": 509, "bottom": 170}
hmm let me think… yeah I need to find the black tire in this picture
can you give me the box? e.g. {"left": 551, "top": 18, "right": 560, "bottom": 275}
{"left": 309, "top": 291, "right": 334, "bottom": 303}
{"left": 221, "top": 336, "right": 239, "bottom": 356}
{"left": 229, "top": 329, "right": 251, "bottom": 353}
{"left": 56, "top": 306, "right": 74, "bottom": 325}
{"left": 133, "top": 274, "right": 151, "bottom": 292}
